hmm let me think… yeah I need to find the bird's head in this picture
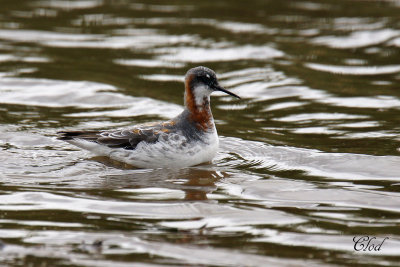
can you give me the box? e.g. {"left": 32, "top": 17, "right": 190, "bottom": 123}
{"left": 184, "top": 66, "right": 240, "bottom": 108}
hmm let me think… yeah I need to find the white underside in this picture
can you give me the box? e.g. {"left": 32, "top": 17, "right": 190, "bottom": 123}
{"left": 66, "top": 128, "right": 219, "bottom": 169}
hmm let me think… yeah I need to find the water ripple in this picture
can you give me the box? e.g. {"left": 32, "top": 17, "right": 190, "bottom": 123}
{"left": 312, "top": 29, "right": 400, "bottom": 49}
{"left": 220, "top": 137, "right": 400, "bottom": 180}
{"left": 306, "top": 62, "right": 400, "bottom": 75}
{"left": 156, "top": 46, "right": 284, "bottom": 63}
{"left": 0, "top": 77, "right": 182, "bottom": 118}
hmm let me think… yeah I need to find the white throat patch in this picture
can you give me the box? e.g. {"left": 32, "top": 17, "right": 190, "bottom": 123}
{"left": 193, "top": 84, "right": 211, "bottom": 106}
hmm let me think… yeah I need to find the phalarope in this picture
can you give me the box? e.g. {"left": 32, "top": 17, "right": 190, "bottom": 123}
{"left": 58, "top": 66, "right": 240, "bottom": 168}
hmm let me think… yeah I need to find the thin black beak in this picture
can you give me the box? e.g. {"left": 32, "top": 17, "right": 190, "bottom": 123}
{"left": 213, "top": 84, "right": 241, "bottom": 99}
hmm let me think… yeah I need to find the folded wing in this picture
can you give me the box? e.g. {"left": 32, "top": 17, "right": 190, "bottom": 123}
{"left": 58, "top": 122, "right": 170, "bottom": 150}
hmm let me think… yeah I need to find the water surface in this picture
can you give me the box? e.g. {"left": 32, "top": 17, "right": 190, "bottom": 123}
{"left": 1, "top": 0, "right": 400, "bottom": 266}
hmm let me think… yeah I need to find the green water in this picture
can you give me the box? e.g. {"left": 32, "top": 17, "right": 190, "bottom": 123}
{"left": 1, "top": 0, "right": 400, "bottom": 266}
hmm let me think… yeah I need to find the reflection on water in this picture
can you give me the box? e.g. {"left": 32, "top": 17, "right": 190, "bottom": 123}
{"left": 1, "top": 0, "right": 400, "bottom": 266}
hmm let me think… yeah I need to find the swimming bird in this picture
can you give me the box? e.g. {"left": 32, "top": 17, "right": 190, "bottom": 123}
{"left": 58, "top": 66, "right": 240, "bottom": 168}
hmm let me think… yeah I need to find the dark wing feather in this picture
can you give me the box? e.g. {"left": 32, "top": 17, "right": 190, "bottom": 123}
{"left": 96, "top": 129, "right": 159, "bottom": 150}
{"left": 58, "top": 121, "right": 175, "bottom": 150}
{"left": 57, "top": 131, "right": 99, "bottom": 141}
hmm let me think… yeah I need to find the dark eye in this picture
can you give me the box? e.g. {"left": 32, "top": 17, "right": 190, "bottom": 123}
{"left": 200, "top": 74, "right": 212, "bottom": 85}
